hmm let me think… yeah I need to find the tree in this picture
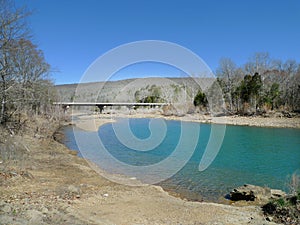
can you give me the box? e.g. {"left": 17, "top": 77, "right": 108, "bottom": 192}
{"left": 0, "top": 0, "right": 30, "bottom": 124}
{"left": 238, "top": 73, "right": 262, "bottom": 113}
{"left": 193, "top": 90, "right": 208, "bottom": 107}
{"left": 216, "top": 58, "right": 237, "bottom": 111}
{"left": 244, "top": 52, "right": 271, "bottom": 78}
{"left": 10, "top": 38, "right": 50, "bottom": 115}
{"left": 0, "top": 0, "right": 52, "bottom": 129}
{"left": 215, "top": 52, "right": 299, "bottom": 114}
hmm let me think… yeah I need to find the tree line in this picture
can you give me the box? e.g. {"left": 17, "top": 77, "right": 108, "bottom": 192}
{"left": 0, "top": 0, "right": 57, "bottom": 131}
{"left": 194, "top": 53, "right": 300, "bottom": 115}
{"left": 1, "top": 0, "right": 299, "bottom": 132}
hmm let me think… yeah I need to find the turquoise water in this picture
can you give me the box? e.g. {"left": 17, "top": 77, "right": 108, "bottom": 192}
{"left": 63, "top": 118, "right": 300, "bottom": 202}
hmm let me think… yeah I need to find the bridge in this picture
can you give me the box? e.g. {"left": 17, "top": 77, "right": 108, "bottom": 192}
{"left": 53, "top": 102, "right": 169, "bottom": 113}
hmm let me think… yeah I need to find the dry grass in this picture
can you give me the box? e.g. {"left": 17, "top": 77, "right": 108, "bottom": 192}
{"left": 287, "top": 171, "right": 300, "bottom": 195}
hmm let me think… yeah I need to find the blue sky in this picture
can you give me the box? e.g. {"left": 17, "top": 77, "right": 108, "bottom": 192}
{"left": 17, "top": 0, "right": 300, "bottom": 84}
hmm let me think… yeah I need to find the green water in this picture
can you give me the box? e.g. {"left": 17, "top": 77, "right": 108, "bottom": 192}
{"left": 63, "top": 118, "right": 300, "bottom": 202}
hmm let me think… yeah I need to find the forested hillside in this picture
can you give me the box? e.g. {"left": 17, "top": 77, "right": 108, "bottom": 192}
{"left": 55, "top": 77, "right": 212, "bottom": 105}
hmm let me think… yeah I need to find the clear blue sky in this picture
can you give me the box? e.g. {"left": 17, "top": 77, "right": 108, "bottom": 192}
{"left": 17, "top": 0, "right": 300, "bottom": 84}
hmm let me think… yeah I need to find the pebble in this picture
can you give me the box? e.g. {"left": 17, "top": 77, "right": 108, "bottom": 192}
{"left": 41, "top": 207, "right": 48, "bottom": 214}
{"left": 103, "top": 193, "right": 109, "bottom": 197}
{"left": 68, "top": 185, "right": 80, "bottom": 194}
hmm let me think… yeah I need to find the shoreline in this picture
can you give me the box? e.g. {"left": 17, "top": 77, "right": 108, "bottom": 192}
{"left": 68, "top": 110, "right": 298, "bottom": 203}
{"left": 71, "top": 110, "right": 300, "bottom": 132}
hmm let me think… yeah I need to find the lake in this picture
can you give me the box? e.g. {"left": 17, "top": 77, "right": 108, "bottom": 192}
{"left": 62, "top": 118, "right": 300, "bottom": 202}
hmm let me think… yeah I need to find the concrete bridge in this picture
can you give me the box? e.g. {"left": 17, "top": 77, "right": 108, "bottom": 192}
{"left": 53, "top": 102, "right": 169, "bottom": 113}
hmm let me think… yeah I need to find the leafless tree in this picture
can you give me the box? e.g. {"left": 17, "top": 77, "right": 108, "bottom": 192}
{"left": 0, "top": 0, "right": 30, "bottom": 124}
{"left": 216, "top": 58, "right": 239, "bottom": 112}
{"left": 0, "top": 0, "right": 53, "bottom": 129}
{"left": 10, "top": 38, "right": 50, "bottom": 115}
{"left": 216, "top": 52, "right": 300, "bottom": 114}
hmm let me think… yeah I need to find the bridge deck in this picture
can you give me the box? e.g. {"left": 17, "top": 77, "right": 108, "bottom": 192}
{"left": 53, "top": 102, "right": 168, "bottom": 107}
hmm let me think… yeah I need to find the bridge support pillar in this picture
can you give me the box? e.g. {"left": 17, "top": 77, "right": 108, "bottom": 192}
{"left": 96, "top": 105, "right": 104, "bottom": 114}
{"left": 62, "top": 105, "right": 70, "bottom": 114}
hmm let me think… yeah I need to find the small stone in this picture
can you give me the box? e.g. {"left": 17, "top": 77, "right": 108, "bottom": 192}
{"left": 76, "top": 195, "right": 80, "bottom": 199}
{"left": 266, "top": 216, "right": 273, "bottom": 222}
{"left": 103, "top": 193, "right": 109, "bottom": 197}
{"left": 41, "top": 207, "right": 48, "bottom": 214}
{"left": 68, "top": 185, "right": 80, "bottom": 194}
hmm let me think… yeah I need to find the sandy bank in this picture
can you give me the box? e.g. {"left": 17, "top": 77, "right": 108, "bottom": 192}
{"left": 72, "top": 113, "right": 116, "bottom": 131}
{"left": 72, "top": 110, "right": 300, "bottom": 132}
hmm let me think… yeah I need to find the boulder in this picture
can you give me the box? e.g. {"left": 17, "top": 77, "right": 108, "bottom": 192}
{"left": 67, "top": 185, "right": 81, "bottom": 195}
{"left": 271, "top": 189, "right": 286, "bottom": 199}
{"left": 230, "top": 184, "right": 271, "bottom": 202}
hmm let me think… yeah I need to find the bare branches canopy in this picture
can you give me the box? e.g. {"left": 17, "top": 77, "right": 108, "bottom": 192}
{"left": 0, "top": 0, "right": 54, "bottom": 128}
{"left": 215, "top": 52, "right": 300, "bottom": 115}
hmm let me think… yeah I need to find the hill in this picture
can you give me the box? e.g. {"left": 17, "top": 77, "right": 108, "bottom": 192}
{"left": 55, "top": 77, "right": 213, "bottom": 105}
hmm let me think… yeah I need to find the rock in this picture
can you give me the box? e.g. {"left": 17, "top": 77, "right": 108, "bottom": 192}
{"left": 103, "top": 193, "right": 109, "bottom": 197}
{"left": 21, "top": 171, "right": 34, "bottom": 179}
{"left": 230, "top": 184, "right": 271, "bottom": 202}
{"left": 34, "top": 134, "right": 44, "bottom": 139}
{"left": 266, "top": 216, "right": 273, "bottom": 222}
{"left": 41, "top": 207, "right": 48, "bottom": 214}
{"left": 271, "top": 189, "right": 286, "bottom": 199}
{"left": 67, "top": 185, "right": 80, "bottom": 195}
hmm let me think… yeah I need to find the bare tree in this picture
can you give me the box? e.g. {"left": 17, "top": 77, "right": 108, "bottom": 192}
{"left": 216, "top": 58, "right": 238, "bottom": 112}
{"left": 10, "top": 38, "right": 50, "bottom": 115}
{"left": 0, "top": 0, "right": 53, "bottom": 130}
{"left": 0, "top": 0, "right": 30, "bottom": 124}
{"left": 244, "top": 52, "right": 271, "bottom": 79}
{"left": 216, "top": 52, "right": 300, "bottom": 114}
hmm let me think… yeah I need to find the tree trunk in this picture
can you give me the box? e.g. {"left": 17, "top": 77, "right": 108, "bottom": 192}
{"left": 0, "top": 75, "right": 7, "bottom": 124}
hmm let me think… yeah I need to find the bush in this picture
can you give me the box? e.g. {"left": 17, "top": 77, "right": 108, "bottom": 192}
{"left": 193, "top": 90, "right": 208, "bottom": 107}
{"left": 262, "top": 173, "right": 300, "bottom": 224}
{"left": 287, "top": 171, "right": 300, "bottom": 196}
